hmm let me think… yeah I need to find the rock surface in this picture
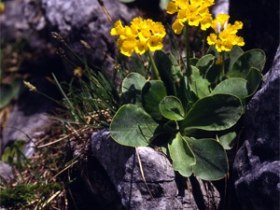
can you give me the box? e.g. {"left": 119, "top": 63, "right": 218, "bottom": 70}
{"left": 233, "top": 45, "right": 280, "bottom": 210}
{"left": 78, "top": 129, "right": 221, "bottom": 210}
{"left": 0, "top": 0, "right": 137, "bottom": 78}
{"left": 0, "top": 0, "right": 137, "bottom": 152}
{"left": 0, "top": 161, "right": 14, "bottom": 182}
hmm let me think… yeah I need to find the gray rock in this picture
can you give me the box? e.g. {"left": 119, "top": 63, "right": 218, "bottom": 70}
{"left": 0, "top": 161, "right": 14, "bottom": 183}
{"left": 0, "top": 0, "right": 47, "bottom": 47}
{"left": 0, "top": 0, "right": 138, "bottom": 153}
{"left": 1, "top": 105, "right": 53, "bottom": 153}
{"left": 212, "top": 0, "right": 229, "bottom": 16}
{"left": 233, "top": 45, "right": 280, "bottom": 210}
{"left": 0, "top": 0, "right": 138, "bottom": 79}
{"left": 89, "top": 130, "right": 221, "bottom": 210}
{"left": 90, "top": 130, "right": 186, "bottom": 210}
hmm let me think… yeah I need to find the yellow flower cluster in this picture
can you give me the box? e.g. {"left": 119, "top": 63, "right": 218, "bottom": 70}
{"left": 207, "top": 14, "right": 245, "bottom": 52}
{"left": 110, "top": 17, "right": 166, "bottom": 57}
{"left": 166, "top": 0, "right": 214, "bottom": 34}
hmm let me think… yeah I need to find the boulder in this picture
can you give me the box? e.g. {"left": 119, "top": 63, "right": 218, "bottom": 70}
{"left": 0, "top": 0, "right": 138, "bottom": 153}
{"left": 70, "top": 129, "right": 221, "bottom": 210}
{"left": 233, "top": 45, "right": 280, "bottom": 210}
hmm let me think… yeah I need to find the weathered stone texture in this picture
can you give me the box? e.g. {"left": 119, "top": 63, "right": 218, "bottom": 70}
{"left": 233, "top": 45, "right": 280, "bottom": 210}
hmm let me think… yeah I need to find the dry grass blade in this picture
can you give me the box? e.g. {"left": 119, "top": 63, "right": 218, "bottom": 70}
{"left": 97, "top": 0, "right": 112, "bottom": 23}
{"left": 53, "top": 159, "right": 79, "bottom": 179}
{"left": 41, "top": 190, "right": 62, "bottom": 209}
{"left": 135, "top": 149, "right": 154, "bottom": 199}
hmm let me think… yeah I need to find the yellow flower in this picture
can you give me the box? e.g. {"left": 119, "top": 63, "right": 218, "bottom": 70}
{"left": 135, "top": 39, "right": 148, "bottom": 55}
{"left": 73, "top": 67, "right": 83, "bottom": 78}
{"left": 110, "top": 20, "right": 125, "bottom": 36}
{"left": 207, "top": 14, "right": 245, "bottom": 52}
{"left": 120, "top": 39, "right": 137, "bottom": 57}
{"left": 0, "top": 2, "right": 5, "bottom": 14}
{"left": 167, "top": 0, "right": 214, "bottom": 33}
{"left": 110, "top": 17, "right": 166, "bottom": 57}
{"left": 211, "top": 13, "right": 229, "bottom": 33}
{"left": 148, "top": 36, "right": 164, "bottom": 51}
{"left": 200, "top": 13, "right": 213, "bottom": 30}
{"left": 172, "top": 19, "right": 185, "bottom": 34}
{"left": 166, "top": 1, "right": 178, "bottom": 14}
{"left": 207, "top": 33, "right": 218, "bottom": 45}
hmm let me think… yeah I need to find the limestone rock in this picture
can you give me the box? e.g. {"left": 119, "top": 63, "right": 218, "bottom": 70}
{"left": 0, "top": 161, "right": 14, "bottom": 183}
{"left": 233, "top": 45, "right": 280, "bottom": 210}
{"left": 0, "top": 0, "right": 138, "bottom": 153}
{"left": 83, "top": 129, "right": 221, "bottom": 210}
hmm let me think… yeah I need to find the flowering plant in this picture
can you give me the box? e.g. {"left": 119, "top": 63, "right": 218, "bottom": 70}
{"left": 109, "top": 1, "right": 265, "bottom": 180}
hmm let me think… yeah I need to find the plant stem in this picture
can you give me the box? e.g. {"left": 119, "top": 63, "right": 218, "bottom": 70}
{"left": 221, "top": 52, "right": 225, "bottom": 78}
{"left": 183, "top": 24, "right": 192, "bottom": 83}
{"left": 148, "top": 51, "right": 160, "bottom": 80}
{"left": 37, "top": 91, "right": 64, "bottom": 108}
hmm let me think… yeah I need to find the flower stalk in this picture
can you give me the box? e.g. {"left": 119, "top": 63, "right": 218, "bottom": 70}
{"left": 148, "top": 51, "right": 160, "bottom": 80}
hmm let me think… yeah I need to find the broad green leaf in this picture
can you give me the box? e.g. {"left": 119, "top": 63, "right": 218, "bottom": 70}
{"left": 168, "top": 133, "right": 195, "bottom": 177}
{"left": 190, "top": 66, "right": 210, "bottom": 98}
{"left": 181, "top": 94, "right": 243, "bottom": 132}
{"left": 110, "top": 104, "right": 158, "bottom": 147}
{"left": 159, "top": 96, "right": 185, "bottom": 121}
{"left": 169, "top": 53, "right": 183, "bottom": 82}
{"left": 227, "top": 49, "right": 266, "bottom": 78}
{"left": 121, "top": 73, "right": 146, "bottom": 104}
{"left": 217, "top": 131, "right": 237, "bottom": 150}
{"left": 226, "top": 46, "right": 244, "bottom": 72}
{"left": 190, "top": 58, "right": 199, "bottom": 66}
{"left": 121, "top": 72, "right": 146, "bottom": 94}
{"left": 154, "top": 51, "right": 175, "bottom": 95}
{"left": 184, "top": 137, "right": 228, "bottom": 180}
{"left": 142, "top": 80, "right": 167, "bottom": 121}
{"left": 246, "top": 67, "right": 263, "bottom": 97}
{"left": 195, "top": 54, "right": 215, "bottom": 76}
{"left": 0, "top": 80, "right": 21, "bottom": 109}
{"left": 212, "top": 78, "right": 248, "bottom": 99}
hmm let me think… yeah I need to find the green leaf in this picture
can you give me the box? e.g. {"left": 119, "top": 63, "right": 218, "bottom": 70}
{"left": 212, "top": 78, "right": 248, "bottom": 99}
{"left": 190, "top": 66, "right": 210, "bottom": 98}
{"left": 185, "top": 137, "right": 228, "bottom": 180}
{"left": 195, "top": 54, "right": 215, "bottom": 76}
{"left": 159, "top": 96, "right": 185, "bottom": 121}
{"left": 226, "top": 46, "right": 244, "bottom": 72}
{"left": 246, "top": 67, "right": 263, "bottom": 97}
{"left": 122, "top": 72, "right": 146, "bottom": 94}
{"left": 1, "top": 140, "right": 27, "bottom": 168}
{"left": 121, "top": 72, "right": 146, "bottom": 104}
{"left": 217, "top": 132, "right": 237, "bottom": 150}
{"left": 168, "top": 133, "right": 195, "bottom": 177}
{"left": 0, "top": 80, "right": 21, "bottom": 109}
{"left": 169, "top": 53, "right": 183, "bottom": 82}
{"left": 154, "top": 51, "right": 176, "bottom": 95}
{"left": 142, "top": 80, "right": 167, "bottom": 121}
{"left": 110, "top": 104, "right": 158, "bottom": 147}
{"left": 181, "top": 94, "right": 243, "bottom": 132}
{"left": 227, "top": 49, "right": 266, "bottom": 78}
{"left": 190, "top": 58, "right": 199, "bottom": 66}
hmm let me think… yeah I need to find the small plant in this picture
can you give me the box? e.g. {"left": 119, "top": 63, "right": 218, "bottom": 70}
{"left": 109, "top": 0, "right": 265, "bottom": 180}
